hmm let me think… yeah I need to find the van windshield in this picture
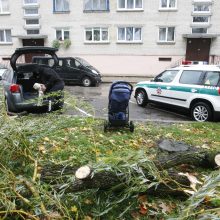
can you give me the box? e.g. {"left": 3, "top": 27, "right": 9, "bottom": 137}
{"left": 75, "top": 57, "right": 91, "bottom": 67}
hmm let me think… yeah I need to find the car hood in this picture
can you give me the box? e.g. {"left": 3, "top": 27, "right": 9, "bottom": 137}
{"left": 10, "top": 47, "right": 59, "bottom": 71}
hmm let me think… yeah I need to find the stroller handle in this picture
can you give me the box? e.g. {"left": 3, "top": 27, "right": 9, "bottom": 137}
{"left": 110, "top": 81, "right": 133, "bottom": 92}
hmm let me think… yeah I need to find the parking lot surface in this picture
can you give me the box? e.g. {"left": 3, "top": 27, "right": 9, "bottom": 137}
{"left": 65, "top": 83, "right": 190, "bottom": 122}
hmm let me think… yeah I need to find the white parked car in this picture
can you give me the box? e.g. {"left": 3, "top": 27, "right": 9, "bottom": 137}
{"left": 134, "top": 65, "right": 220, "bottom": 122}
{"left": 0, "top": 68, "right": 7, "bottom": 79}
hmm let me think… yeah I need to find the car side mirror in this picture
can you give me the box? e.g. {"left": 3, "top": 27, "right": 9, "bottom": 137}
{"left": 0, "top": 76, "right": 2, "bottom": 80}
{"left": 150, "top": 78, "right": 154, "bottom": 82}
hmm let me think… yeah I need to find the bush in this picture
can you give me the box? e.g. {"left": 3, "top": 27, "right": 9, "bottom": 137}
{"left": 63, "top": 39, "right": 71, "bottom": 49}
{"left": 52, "top": 39, "right": 61, "bottom": 49}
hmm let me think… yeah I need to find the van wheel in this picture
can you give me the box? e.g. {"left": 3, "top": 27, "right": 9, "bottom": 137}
{"left": 191, "top": 102, "right": 212, "bottom": 122}
{"left": 136, "top": 90, "right": 148, "bottom": 107}
{"left": 82, "top": 77, "right": 92, "bottom": 87}
{"left": 95, "top": 82, "right": 100, "bottom": 87}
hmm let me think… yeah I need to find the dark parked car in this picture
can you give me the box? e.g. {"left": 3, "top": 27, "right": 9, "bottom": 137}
{"left": 2, "top": 47, "right": 64, "bottom": 114}
{"left": 32, "top": 56, "right": 102, "bottom": 87}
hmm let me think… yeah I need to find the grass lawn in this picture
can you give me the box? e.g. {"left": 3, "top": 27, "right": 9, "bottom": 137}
{"left": 0, "top": 110, "right": 220, "bottom": 219}
{"left": 0, "top": 88, "right": 219, "bottom": 220}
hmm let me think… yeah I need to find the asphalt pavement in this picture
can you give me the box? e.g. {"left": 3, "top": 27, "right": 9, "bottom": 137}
{"left": 65, "top": 83, "right": 190, "bottom": 123}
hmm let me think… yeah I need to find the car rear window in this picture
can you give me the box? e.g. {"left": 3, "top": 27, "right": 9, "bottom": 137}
{"left": 179, "top": 70, "right": 203, "bottom": 85}
{"left": 203, "top": 71, "right": 220, "bottom": 86}
{"left": 32, "top": 57, "right": 54, "bottom": 67}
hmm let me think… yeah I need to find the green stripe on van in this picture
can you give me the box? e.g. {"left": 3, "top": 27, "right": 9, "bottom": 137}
{"left": 137, "top": 84, "right": 219, "bottom": 96}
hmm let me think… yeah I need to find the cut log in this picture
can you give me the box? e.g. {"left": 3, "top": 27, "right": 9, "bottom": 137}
{"left": 214, "top": 154, "right": 220, "bottom": 167}
{"left": 158, "top": 139, "right": 190, "bottom": 152}
{"left": 75, "top": 166, "right": 91, "bottom": 180}
{"left": 43, "top": 167, "right": 190, "bottom": 197}
{"left": 155, "top": 150, "right": 220, "bottom": 170}
{"left": 41, "top": 149, "right": 219, "bottom": 196}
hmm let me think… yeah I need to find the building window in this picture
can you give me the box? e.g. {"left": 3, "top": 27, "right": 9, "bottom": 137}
{"left": 158, "top": 57, "right": 172, "bottom": 62}
{"left": 118, "top": 0, "right": 143, "bottom": 10}
{"left": 0, "top": 29, "right": 12, "bottom": 43}
{"left": 85, "top": 27, "right": 109, "bottom": 42}
{"left": 56, "top": 29, "right": 70, "bottom": 41}
{"left": 25, "top": 19, "right": 39, "bottom": 25}
{"left": 193, "top": 16, "right": 209, "bottom": 23}
{"left": 27, "top": 29, "right": 39, "bottom": 35}
{"left": 24, "top": 8, "right": 38, "bottom": 15}
{"left": 24, "top": 0, "right": 38, "bottom": 4}
{"left": 54, "top": 0, "right": 69, "bottom": 12}
{"left": 117, "top": 27, "right": 142, "bottom": 42}
{"left": 0, "top": 0, "right": 9, "bottom": 13}
{"left": 84, "top": 0, "right": 109, "bottom": 11}
{"left": 159, "top": 27, "right": 175, "bottom": 42}
{"left": 193, "top": 4, "right": 210, "bottom": 13}
{"left": 192, "top": 28, "right": 207, "bottom": 34}
{"left": 160, "top": 0, "right": 176, "bottom": 9}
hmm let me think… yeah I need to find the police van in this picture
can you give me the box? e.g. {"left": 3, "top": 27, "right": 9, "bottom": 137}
{"left": 134, "top": 65, "right": 220, "bottom": 122}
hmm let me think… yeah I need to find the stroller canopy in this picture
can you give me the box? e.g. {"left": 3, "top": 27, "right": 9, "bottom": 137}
{"left": 109, "top": 83, "right": 132, "bottom": 113}
{"left": 110, "top": 84, "right": 131, "bottom": 102}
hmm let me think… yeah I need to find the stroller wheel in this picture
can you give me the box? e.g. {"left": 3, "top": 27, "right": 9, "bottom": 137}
{"left": 129, "top": 121, "right": 134, "bottom": 132}
{"left": 104, "top": 120, "right": 108, "bottom": 132}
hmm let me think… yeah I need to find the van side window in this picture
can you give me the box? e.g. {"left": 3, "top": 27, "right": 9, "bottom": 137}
{"left": 48, "top": 59, "right": 54, "bottom": 67}
{"left": 58, "top": 60, "right": 63, "bottom": 67}
{"left": 70, "top": 60, "right": 75, "bottom": 67}
{"left": 203, "top": 71, "right": 220, "bottom": 86}
{"left": 66, "top": 59, "right": 76, "bottom": 68}
{"left": 179, "top": 71, "right": 203, "bottom": 85}
{"left": 75, "top": 60, "right": 81, "bottom": 67}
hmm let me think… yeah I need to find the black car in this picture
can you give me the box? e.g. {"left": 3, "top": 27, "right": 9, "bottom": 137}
{"left": 2, "top": 47, "right": 64, "bottom": 114}
{"left": 32, "top": 56, "right": 102, "bottom": 87}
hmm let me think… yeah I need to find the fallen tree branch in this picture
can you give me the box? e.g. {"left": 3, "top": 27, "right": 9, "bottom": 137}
{"left": 155, "top": 150, "right": 219, "bottom": 170}
{"left": 0, "top": 210, "right": 38, "bottom": 220}
{"left": 41, "top": 148, "right": 220, "bottom": 196}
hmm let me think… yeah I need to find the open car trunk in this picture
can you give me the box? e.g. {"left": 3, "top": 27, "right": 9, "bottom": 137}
{"left": 16, "top": 64, "right": 40, "bottom": 101}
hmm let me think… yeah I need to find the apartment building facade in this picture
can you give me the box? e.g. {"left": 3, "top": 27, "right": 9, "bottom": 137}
{"left": 0, "top": 0, "right": 220, "bottom": 77}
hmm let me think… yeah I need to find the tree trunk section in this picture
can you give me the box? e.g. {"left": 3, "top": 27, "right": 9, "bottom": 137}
{"left": 41, "top": 149, "right": 219, "bottom": 195}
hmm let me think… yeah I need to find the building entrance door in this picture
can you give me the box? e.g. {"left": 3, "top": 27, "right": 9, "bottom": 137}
{"left": 185, "top": 38, "right": 211, "bottom": 63}
{"left": 22, "top": 39, "right": 44, "bottom": 63}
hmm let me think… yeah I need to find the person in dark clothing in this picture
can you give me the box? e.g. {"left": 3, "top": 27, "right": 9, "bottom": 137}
{"left": 36, "top": 66, "right": 65, "bottom": 111}
{"left": 37, "top": 66, "right": 65, "bottom": 93}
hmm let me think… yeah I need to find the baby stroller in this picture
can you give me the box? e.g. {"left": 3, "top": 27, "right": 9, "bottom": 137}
{"left": 104, "top": 81, "right": 134, "bottom": 132}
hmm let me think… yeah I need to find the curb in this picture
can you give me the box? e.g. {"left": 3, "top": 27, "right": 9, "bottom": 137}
{"left": 101, "top": 76, "right": 153, "bottom": 83}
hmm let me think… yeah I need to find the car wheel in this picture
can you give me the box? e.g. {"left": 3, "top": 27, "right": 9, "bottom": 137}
{"left": 191, "top": 102, "right": 212, "bottom": 122}
{"left": 82, "top": 77, "right": 92, "bottom": 87}
{"left": 136, "top": 90, "right": 148, "bottom": 107}
{"left": 95, "top": 82, "right": 100, "bottom": 87}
